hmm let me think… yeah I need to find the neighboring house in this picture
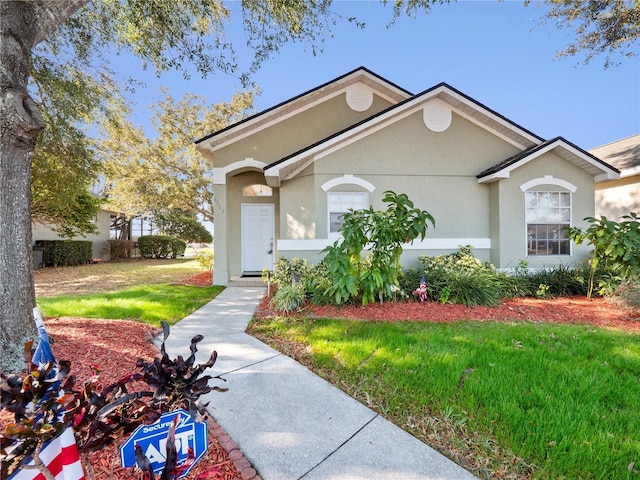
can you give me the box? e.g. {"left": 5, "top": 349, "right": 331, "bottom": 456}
{"left": 591, "top": 133, "right": 640, "bottom": 220}
{"left": 32, "top": 208, "right": 114, "bottom": 266}
{"left": 195, "top": 67, "right": 620, "bottom": 286}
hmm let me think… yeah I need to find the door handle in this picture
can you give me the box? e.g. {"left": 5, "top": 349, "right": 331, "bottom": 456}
{"left": 267, "top": 239, "right": 273, "bottom": 255}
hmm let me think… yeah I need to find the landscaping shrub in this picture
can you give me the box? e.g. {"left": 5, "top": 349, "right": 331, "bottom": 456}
{"left": 35, "top": 240, "right": 92, "bottom": 267}
{"left": 195, "top": 248, "right": 214, "bottom": 271}
{"left": 271, "top": 257, "right": 314, "bottom": 286}
{"left": 270, "top": 257, "right": 334, "bottom": 306}
{"left": 613, "top": 279, "right": 640, "bottom": 309}
{"left": 416, "top": 246, "right": 507, "bottom": 306}
{"left": 137, "top": 235, "right": 186, "bottom": 259}
{"left": 107, "top": 239, "right": 136, "bottom": 261}
{"left": 322, "top": 191, "right": 435, "bottom": 306}
{"left": 270, "top": 283, "right": 306, "bottom": 312}
{"left": 525, "top": 264, "right": 589, "bottom": 297}
{"left": 418, "top": 245, "right": 495, "bottom": 275}
{"left": 566, "top": 213, "right": 640, "bottom": 297}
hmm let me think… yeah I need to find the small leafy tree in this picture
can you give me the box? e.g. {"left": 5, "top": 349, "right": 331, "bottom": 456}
{"left": 195, "top": 249, "right": 215, "bottom": 272}
{"left": 322, "top": 191, "right": 435, "bottom": 306}
{"left": 153, "top": 210, "right": 213, "bottom": 244}
{"left": 566, "top": 213, "right": 640, "bottom": 297}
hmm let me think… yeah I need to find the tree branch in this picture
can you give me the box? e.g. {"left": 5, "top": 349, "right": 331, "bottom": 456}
{"left": 31, "top": 0, "right": 89, "bottom": 46}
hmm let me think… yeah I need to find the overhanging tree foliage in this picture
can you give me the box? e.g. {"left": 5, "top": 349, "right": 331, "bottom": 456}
{"left": 526, "top": 0, "right": 640, "bottom": 67}
{"left": 98, "top": 89, "right": 255, "bottom": 224}
{"left": 0, "top": 0, "right": 379, "bottom": 375}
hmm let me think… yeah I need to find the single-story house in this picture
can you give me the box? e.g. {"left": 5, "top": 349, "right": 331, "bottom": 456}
{"left": 32, "top": 208, "right": 114, "bottom": 267}
{"left": 592, "top": 133, "right": 640, "bottom": 220}
{"left": 195, "top": 67, "right": 620, "bottom": 286}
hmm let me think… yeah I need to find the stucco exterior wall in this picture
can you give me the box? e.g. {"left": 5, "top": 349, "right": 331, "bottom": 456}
{"left": 595, "top": 175, "right": 640, "bottom": 220}
{"left": 31, "top": 210, "right": 112, "bottom": 261}
{"left": 214, "top": 94, "right": 394, "bottom": 169}
{"left": 279, "top": 174, "right": 316, "bottom": 239}
{"left": 492, "top": 151, "right": 595, "bottom": 269}
{"left": 274, "top": 111, "right": 518, "bottom": 267}
{"left": 281, "top": 111, "right": 514, "bottom": 239}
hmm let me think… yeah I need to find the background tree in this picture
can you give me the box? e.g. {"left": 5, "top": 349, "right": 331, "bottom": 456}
{"left": 98, "top": 89, "right": 255, "bottom": 225}
{"left": 527, "top": 0, "right": 640, "bottom": 67}
{"left": 0, "top": 0, "right": 379, "bottom": 374}
{"left": 153, "top": 210, "right": 214, "bottom": 244}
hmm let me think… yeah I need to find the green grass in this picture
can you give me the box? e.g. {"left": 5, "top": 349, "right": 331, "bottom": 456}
{"left": 249, "top": 317, "right": 640, "bottom": 479}
{"left": 38, "top": 284, "right": 224, "bottom": 326}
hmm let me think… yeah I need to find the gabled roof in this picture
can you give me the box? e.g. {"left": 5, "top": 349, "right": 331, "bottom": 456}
{"left": 264, "top": 82, "right": 545, "bottom": 187}
{"left": 476, "top": 137, "right": 620, "bottom": 183}
{"left": 194, "top": 66, "right": 412, "bottom": 161}
{"left": 589, "top": 133, "right": 640, "bottom": 177}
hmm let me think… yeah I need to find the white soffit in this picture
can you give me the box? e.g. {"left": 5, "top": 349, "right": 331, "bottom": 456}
{"left": 432, "top": 88, "right": 540, "bottom": 150}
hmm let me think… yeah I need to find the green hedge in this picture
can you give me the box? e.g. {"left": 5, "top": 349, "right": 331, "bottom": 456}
{"left": 137, "top": 235, "right": 186, "bottom": 259}
{"left": 35, "top": 240, "right": 93, "bottom": 267}
{"left": 107, "top": 239, "right": 137, "bottom": 261}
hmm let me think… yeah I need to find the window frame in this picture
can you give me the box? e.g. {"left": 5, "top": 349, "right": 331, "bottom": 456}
{"left": 524, "top": 190, "right": 572, "bottom": 257}
{"left": 327, "top": 191, "right": 368, "bottom": 238}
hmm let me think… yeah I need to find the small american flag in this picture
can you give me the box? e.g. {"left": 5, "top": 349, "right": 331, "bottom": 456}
{"left": 7, "top": 309, "right": 85, "bottom": 480}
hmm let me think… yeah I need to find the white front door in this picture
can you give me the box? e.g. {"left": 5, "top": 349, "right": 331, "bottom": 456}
{"left": 241, "top": 204, "right": 274, "bottom": 273}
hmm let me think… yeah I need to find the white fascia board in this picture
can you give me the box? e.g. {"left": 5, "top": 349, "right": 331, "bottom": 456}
{"left": 270, "top": 85, "right": 543, "bottom": 181}
{"left": 477, "top": 171, "right": 511, "bottom": 183}
{"left": 200, "top": 90, "right": 345, "bottom": 153}
{"left": 621, "top": 165, "right": 640, "bottom": 178}
{"left": 595, "top": 172, "right": 621, "bottom": 182}
{"left": 554, "top": 140, "right": 620, "bottom": 178}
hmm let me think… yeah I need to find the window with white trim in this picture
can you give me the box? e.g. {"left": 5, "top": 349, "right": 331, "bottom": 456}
{"left": 525, "top": 191, "right": 571, "bottom": 255}
{"left": 328, "top": 191, "right": 367, "bottom": 234}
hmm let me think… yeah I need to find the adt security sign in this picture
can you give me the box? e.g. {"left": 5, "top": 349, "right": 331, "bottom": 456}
{"left": 120, "top": 409, "right": 208, "bottom": 477}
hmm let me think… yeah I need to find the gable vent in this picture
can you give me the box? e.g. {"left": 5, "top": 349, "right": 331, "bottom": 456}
{"left": 423, "top": 98, "right": 452, "bottom": 132}
{"left": 346, "top": 83, "right": 374, "bottom": 112}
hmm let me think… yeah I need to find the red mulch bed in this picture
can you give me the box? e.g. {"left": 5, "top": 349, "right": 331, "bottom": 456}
{"left": 258, "top": 293, "right": 640, "bottom": 334}
{"left": 0, "top": 270, "right": 255, "bottom": 480}
{"left": 174, "top": 271, "right": 214, "bottom": 287}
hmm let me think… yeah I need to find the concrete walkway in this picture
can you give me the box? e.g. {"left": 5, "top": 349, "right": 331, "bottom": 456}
{"left": 162, "top": 287, "right": 477, "bottom": 480}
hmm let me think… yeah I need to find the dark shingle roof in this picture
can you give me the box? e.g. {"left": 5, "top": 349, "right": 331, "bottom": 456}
{"left": 477, "top": 137, "right": 620, "bottom": 179}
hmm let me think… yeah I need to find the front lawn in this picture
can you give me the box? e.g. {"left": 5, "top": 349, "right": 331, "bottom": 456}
{"left": 249, "top": 316, "right": 640, "bottom": 479}
{"left": 38, "top": 284, "right": 223, "bottom": 326}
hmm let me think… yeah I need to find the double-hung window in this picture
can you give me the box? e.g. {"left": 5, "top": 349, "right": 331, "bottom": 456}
{"left": 328, "top": 191, "right": 367, "bottom": 235}
{"left": 525, "top": 191, "right": 571, "bottom": 255}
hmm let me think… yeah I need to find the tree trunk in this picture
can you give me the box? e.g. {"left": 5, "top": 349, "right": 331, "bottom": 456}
{"left": 0, "top": 0, "right": 86, "bottom": 374}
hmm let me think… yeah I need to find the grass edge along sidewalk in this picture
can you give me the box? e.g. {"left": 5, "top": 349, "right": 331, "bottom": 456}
{"left": 249, "top": 315, "right": 640, "bottom": 480}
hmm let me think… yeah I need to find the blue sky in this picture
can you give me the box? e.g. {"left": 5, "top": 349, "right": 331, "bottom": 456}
{"left": 115, "top": 0, "right": 639, "bottom": 150}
